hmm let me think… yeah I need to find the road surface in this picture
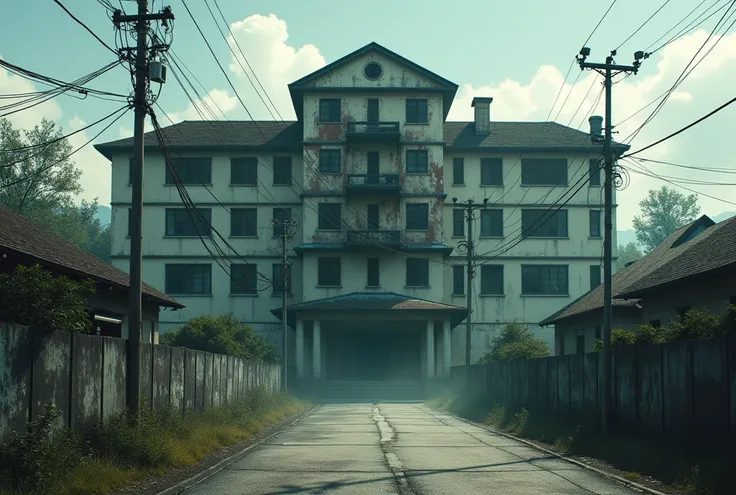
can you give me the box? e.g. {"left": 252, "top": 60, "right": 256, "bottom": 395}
{"left": 182, "top": 403, "right": 639, "bottom": 494}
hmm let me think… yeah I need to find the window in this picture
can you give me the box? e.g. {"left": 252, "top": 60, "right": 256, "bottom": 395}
{"left": 406, "top": 99, "right": 428, "bottom": 124}
{"left": 480, "top": 209, "right": 503, "bottom": 237}
{"left": 273, "top": 156, "right": 292, "bottom": 185}
{"left": 406, "top": 203, "right": 429, "bottom": 230}
{"left": 165, "top": 208, "right": 211, "bottom": 237}
{"left": 165, "top": 264, "right": 211, "bottom": 295}
{"left": 367, "top": 258, "right": 380, "bottom": 287}
{"left": 272, "top": 208, "right": 292, "bottom": 237}
{"left": 590, "top": 265, "right": 601, "bottom": 290}
{"left": 595, "top": 326, "right": 601, "bottom": 340}
{"left": 453, "top": 265, "right": 464, "bottom": 295}
{"left": 521, "top": 265, "right": 569, "bottom": 295}
{"left": 576, "top": 335, "right": 585, "bottom": 354}
{"left": 231, "top": 157, "right": 258, "bottom": 185}
{"left": 521, "top": 158, "right": 567, "bottom": 186}
{"left": 677, "top": 306, "right": 691, "bottom": 320}
{"left": 165, "top": 158, "right": 212, "bottom": 185}
{"left": 480, "top": 158, "right": 503, "bottom": 186}
{"left": 453, "top": 158, "right": 464, "bottom": 185}
{"left": 272, "top": 263, "right": 292, "bottom": 294}
{"left": 318, "top": 257, "right": 341, "bottom": 286}
{"left": 230, "top": 264, "right": 257, "bottom": 295}
{"left": 406, "top": 150, "right": 429, "bottom": 174}
{"left": 589, "top": 159, "right": 601, "bottom": 186}
{"left": 521, "top": 210, "right": 568, "bottom": 238}
{"left": 650, "top": 320, "right": 661, "bottom": 328}
{"left": 481, "top": 265, "right": 504, "bottom": 295}
{"left": 319, "top": 149, "right": 341, "bottom": 174}
{"left": 318, "top": 203, "right": 342, "bottom": 230}
{"left": 453, "top": 209, "right": 464, "bottom": 237}
{"left": 231, "top": 208, "right": 257, "bottom": 237}
{"left": 589, "top": 210, "right": 601, "bottom": 238}
{"left": 557, "top": 334, "right": 565, "bottom": 355}
{"left": 406, "top": 258, "right": 429, "bottom": 287}
{"left": 319, "top": 98, "right": 341, "bottom": 123}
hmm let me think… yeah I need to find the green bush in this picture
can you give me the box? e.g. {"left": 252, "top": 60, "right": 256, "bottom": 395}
{"left": 161, "top": 314, "right": 278, "bottom": 362}
{"left": 0, "top": 264, "right": 95, "bottom": 333}
{"left": 478, "top": 321, "right": 549, "bottom": 362}
{"left": 720, "top": 304, "right": 736, "bottom": 336}
{"left": 634, "top": 324, "right": 667, "bottom": 345}
{"left": 592, "top": 328, "right": 637, "bottom": 352}
{"left": 667, "top": 308, "right": 723, "bottom": 341}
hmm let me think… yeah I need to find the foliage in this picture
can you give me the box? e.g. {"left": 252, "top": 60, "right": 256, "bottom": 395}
{"left": 478, "top": 321, "right": 549, "bottom": 363}
{"left": 616, "top": 242, "right": 643, "bottom": 271}
{"left": 0, "top": 264, "right": 95, "bottom": 333}
{"left": 632, "top": 186, "right": 700, "bottom": 252}
{"left": 591, "top": 328, "right": 637, "bottom": 351}
{"left": 667, "top": 308, "right": 725, "bottom": 341}
{"left": 161, "top": 314, "right": 278, "bottom": 363}
{"left": 633, "top": 324, "right": 667, "bottom": 345}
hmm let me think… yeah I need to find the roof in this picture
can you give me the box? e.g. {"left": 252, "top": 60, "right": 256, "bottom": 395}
{"left": 271, "top": 291, "right": 468, "bottom": 328}
{"left": 539, "top": 215, "right": 721, "bottom": 326}
{"left": 94, "top": 121, "right": 303, "bottom": 159}
{"left": 0, "top": 206, "right": 182, "bottom": 308}
{"left": 287, "top": 42, "right": 459, "bottom": 119}
{"left": 95, "top": 120, "right": 627, "bottom": 157}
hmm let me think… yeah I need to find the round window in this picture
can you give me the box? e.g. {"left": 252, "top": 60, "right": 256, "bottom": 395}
{"left": 363, "top": 62, "right": 383, "bottom": 80}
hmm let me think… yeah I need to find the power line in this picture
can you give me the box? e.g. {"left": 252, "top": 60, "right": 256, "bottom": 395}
{"left": 636, "top": 156, "right": 736, "bottom": 174}
{"left": 52, "top": 0, "right": 120, "bottom": 56}
{"left": 616, "top": 0, "right": 673, "bottom": 51}
{"left": 583, "top": 0, "right": 618, "bottom": 47}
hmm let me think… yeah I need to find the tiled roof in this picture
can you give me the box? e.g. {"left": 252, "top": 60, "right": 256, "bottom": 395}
{"left": 539, "top": 215, "right": 724, "bottom": 325}
{"left": 0, "top": 206, "right": 182, "bottom": 308}
{"left": 94, "top": 120, "right": 628, "bottom": 157}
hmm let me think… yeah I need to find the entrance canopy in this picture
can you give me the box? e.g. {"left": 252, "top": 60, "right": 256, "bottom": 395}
{"left": 271, "top": 292, "right": 468, "bottom": 329}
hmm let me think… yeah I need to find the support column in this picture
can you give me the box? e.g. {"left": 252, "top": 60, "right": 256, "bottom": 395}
{"left": 313, "top": 320, "right": 321, "bottom": 379}
{"left": 442, "top": 319, "right": 451, "bottom": 378}
{"left": 295, "top": 319, "right": 304, "bottom": 378}
{"left": 426, "top": 320, "right": 435, "bottom": 379}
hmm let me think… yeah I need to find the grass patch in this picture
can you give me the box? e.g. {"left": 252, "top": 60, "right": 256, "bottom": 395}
{"left": 0, "top": 387, "right": 308, "bottom": 495}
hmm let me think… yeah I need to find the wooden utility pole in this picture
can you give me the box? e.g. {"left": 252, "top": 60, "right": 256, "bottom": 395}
{"left": 273, "top": 218, "right": 298, "bottom": 392}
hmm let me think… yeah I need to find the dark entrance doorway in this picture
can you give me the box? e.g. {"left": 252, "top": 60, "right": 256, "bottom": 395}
{"left": 367, "top": 99, "right": 379, "bottom": 123}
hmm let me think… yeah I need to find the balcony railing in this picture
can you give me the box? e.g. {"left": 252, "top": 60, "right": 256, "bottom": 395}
{"left": 346, "top": 174, "right": 401, "bottom": 196}
{"left": 346, "top": 121, "right": 401, "bottom": 142}
{"left": 346, "top": 230, "right": 401, "bottom": 247}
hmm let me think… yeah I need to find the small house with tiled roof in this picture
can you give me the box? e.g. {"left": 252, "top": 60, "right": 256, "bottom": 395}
{"left": 0, "top": 205, "right": 183, "bottom": 342}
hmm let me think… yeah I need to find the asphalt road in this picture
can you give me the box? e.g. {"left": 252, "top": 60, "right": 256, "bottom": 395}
{"left": 182, "top": 403, "right": 640, "bottom": 494}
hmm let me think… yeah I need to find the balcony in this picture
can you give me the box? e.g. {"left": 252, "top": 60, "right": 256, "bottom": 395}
{"left": 346, "top": 174, "right": 401, "bottom": 196}
{"left": 346, "top": 230, "right": 401, "bottom": 248}
{"left": 346, "top": 121, "right": 401, "bottom": 143}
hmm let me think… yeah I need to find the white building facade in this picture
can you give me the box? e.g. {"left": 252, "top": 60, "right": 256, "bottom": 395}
{"left": 96, "top": 42, "right": 618, "bottom": 381}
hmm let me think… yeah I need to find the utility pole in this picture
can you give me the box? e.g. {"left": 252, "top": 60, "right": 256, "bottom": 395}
{"left": 113, "top": 2, "right": 174, "bottom": 415}
{"left": 452, "top": 197, "right": 488, "bottom": 386}
{"left": 577, "top": 47, "right": 643, "bottom": 433}
{"left": 273, "top": 218, "right": 298, "bottom": 392}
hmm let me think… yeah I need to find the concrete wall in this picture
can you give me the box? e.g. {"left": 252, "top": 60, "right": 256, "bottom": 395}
{"left": 0, "top": 324, "right": 281, "bottom": 441}
{"left": 454, "top": 337, "right": 736, "bottom": 444}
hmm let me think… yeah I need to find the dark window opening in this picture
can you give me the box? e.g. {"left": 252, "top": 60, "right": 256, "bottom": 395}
{"left": 406, "top": 99, "right": 428, "bottom": 124}
{"left": 677, "top": 306, "right": 691, "bottom": 320}
{"left": 521, "top": 265, "right": 568, "bottom": 295}
{"left": 589, "top": 159, "right": 602, "bottom": 186}
{"left": 406, "top": 150, "right": 429, "bottom": 174}
{"left": 480, "top": 158, "right": 503, "bottom": 186}
{"left": 453, "top": 157, "right": 464, "bottom": 185}
{"left": 273, "top": 156, "right": 292, "bottom": 185}
{"left": 272, "top": 263, "right": 292, "bottom": 294}
{"left": 595, "top": 326, "right": 602, "bottom": 340}
{"left": 453, "top": 209, "right": 464, "bottom": 237}
{"left": 650, "top": 320, "right": 662, "bottom": 328}
{"left": 231, "top": 208, "right": 257, "bottom": 237}
{"left": 230, "top": 264, "right": 257, "bottom": 295}
{"left": 367, "top": 204, "right": 379, "bottom": 230}
{"left": 590, "top": 264, "right": 601, "bottom": 290}
{"left": 165, "top": 208, "right": 211, "bottom": 237}
{"left": 521, "top": 158, "right": 567, "bottom": 186}
{"left": 165, "top": 158, "right": 212, "bottom": 185}
{"left": 521, "top": 210, "right": 568, "bottom": 238}
{"left": 453, "top": 265, "right": 464, "bottom": 295}
{"left": 319, "top": 149, "right": 341, "bottom": 174}
{"left": 590, "top": 210, "right": 602, "bottom": 238}
{"left": 576, "top": 335, "right": 585, "bottom": 354}
{"left": 231, "top": 157, "right": 258, "bottom": 185}
{"left": 318, "top": 257, "right": 341, "bottom": 286}
{"left": 481, "top": 209, "right": 503, "bottom": 237}
{"left": 319, "top": 98, "right": 341, "bottom": 123}
{"left": 406, "top": 203, "right": 429, "bottom": 230}
{"left": 481, "top": 265, "right": 504, "bottom": 295}
{"left": 367, "top": 258, "right": 380, "bottom": 287}
{"left": 165, "top": 264, "right": 211, "bottom": 295}
{"left": 318, "top": 203, "right": 342, "bottom": 230}
{"left": 406, "top": 258, "right": 429, "bottom": 287}
{"left": 272, "top": 208, "right": 292, "bottom": 237}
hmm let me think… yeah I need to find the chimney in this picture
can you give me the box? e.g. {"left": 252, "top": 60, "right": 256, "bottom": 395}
{"left": 472, "top": 97, "right": 493, "bottom": 135}
{"left": 589, "top": 115, "right": 603, "bottom": 142}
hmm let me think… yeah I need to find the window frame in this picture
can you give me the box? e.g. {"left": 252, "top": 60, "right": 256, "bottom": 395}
{"left": 406, "top": 150, "right": 429, "bottom": 174}
{"left": 317, "top": 257, "right": 342, "bottom": 287}
{"left": 589, "top": 210, "right": 602, "bottom": 238}
{"left": 165, "top": 208, "right": 211, "bottom": 237}
{"left": 590, "top": 264, "right": 601, "bottom": 290}
{"left": 318, "top": 149, "right": 341, "bottom": 174}
{"left": 230, "top": 263, "right": 258, "bottom": 295}
{"left": 318, "top": 98, "right": 341, "bottom": 123}
{"left": 405, "top": 98, "right": 428, "bottom": 124}
{"left": 576, "top": 335, "right": 585, "bottom": 354}
{"left": 521, "top": 209, "right": 568, "bottom": 238}
{"left": 452, "top": 208, "right": 464, "bottom": 237}
{"left": 273, "top": 156, "right": 293, "bottom": 186}
{"left": 165, "top": 157, "right": 213, "bottom": 185}
{"left": 317, "top": 202, "right": 342, "bottom": 231}
{"left": 272, "top": 263, "right": 292, "bottom": 295}
{"left": 230, "top": 157, "right": 258, "bottom": 186}
{"left": 480, "top": 264, "right": 504, "bottom": 295}
{"left": 452, "top": 265, "right": 464, "bottom": 295}
{"left": 367, "top": 258, "right": 380, "bottom": 288}
{"left": 452, "top": 157, "right": 464, "bottom": 185}
{"left": 480, "top": 158, "right": 503, "bottom": 186}
{"left": 230, "top": 208, "right": 257, "bottom": 237}
{"left": 165, "top": 264, "right": 212, "bottom": 295}
{"left": 480, "top": 209, "right": 504, "bottom": 238}
{"left": 272, "top": 207, "right": 292, "bottom": 237}
{"left": 406, "top": 258, "right": 430, "bottom": 287}
{"left": 589, "top": 159, "right": 602, "bottom": 186}
{"left": 406, "top": 203, "right": 429, "bottom": 231}
{"left": 520, "top": 158, "right": 568, "bottom": 186}
{"left": 521, "top": 264, "right": 569, "bottom": 296}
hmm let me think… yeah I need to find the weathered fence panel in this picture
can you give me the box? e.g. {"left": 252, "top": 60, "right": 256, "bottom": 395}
{"left": 152, "top": 344, "right": 171, "bottom": 411}
{"left": 582, "top": 352, "right": 598, "bottom": 413}
{"left": 613, "top": 346, "right": 638, "bottom": 430}
{"left": 729, "top": 338, "right": 736, "bottom": 437}
{"left": 102, "top": 337, "right": 125, "bottom": 420}
{"left": 183, "top": 349, "right": 196, "bottom": 412}
{"left": 569, "top": 353, "right": 584, "bottom": 413}
{"left": 140, "top": 343, "right": 153, "bottom": 409}
{"left": 637, "top": 345, "right": 663, "bottom": 434}
{"left": 72, "top": 333, "right": 102, "bottom": 431}
{"left": 170, "top": 347, "right": 185, "bottom": 414}
{"left": 557, "top": 355, "right": 570, "bottom": 413}
{"left": 692, "top": 339, "right": 730, "bottom": 440}
{"left": 663, "top": 340, "right": 692, "bottom": 436}
{"left": 0, "top": 325, "right": 33, "bottom": 438}
{"left": 32, "top": 331, "right": 71, "bottom": 430}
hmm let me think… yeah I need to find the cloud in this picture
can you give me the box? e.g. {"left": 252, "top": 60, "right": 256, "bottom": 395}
{"left": 448, "top": 29, "right": 736, "bottom": 229}
{"left": 0, "top": 58, "right": 63, "bottom": 130}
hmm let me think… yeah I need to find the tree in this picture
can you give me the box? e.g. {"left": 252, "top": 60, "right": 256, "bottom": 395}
{"left": 616, "top": 242, "right": 643, "bottom": 271}
{"left": 632, "top": 186, "right": 700, "bottom": 252}
{"left": 0, "top": 264, "right": 95, "bottom": 333}
{"left": 478, "top": 321, "right": 549, "bottom": 363}
{"left": 160, "top": 314, "right": 278, "bottom": 363}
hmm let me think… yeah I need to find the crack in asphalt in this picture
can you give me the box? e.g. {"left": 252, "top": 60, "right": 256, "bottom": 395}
{"left": 372, "top": 403, "right": 415, "bottom": 495}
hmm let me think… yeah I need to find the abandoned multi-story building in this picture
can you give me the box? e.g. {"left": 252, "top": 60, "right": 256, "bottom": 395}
{"left": 96, "top": 42, "right": 617, "bottom": 390}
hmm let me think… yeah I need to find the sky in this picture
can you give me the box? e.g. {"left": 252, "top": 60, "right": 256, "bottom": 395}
{"left": 1, "top": 0, "right": 736, "bottom": 230}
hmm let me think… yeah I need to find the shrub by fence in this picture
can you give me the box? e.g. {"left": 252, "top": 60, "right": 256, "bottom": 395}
{"left": 453, "top": 337, "right": 736, "bottom": 443}
{"left": 0, "top": 324, "right": 281, "bottom": 441}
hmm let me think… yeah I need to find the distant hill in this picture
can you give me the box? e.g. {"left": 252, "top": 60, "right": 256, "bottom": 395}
{"left": 617, "top": 229, "right": 638, "bottom": 247}
{"left": 96, "top": 205, "right": 111, "bottom": 225}
{"left": 712, "top": 211, "right": 736, "bottom": 223}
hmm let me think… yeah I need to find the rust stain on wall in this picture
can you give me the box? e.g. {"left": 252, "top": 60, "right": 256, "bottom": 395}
{"left": 430, "top": 160, "right": 444, "bottom": 193}
{"left": 318, "top": 124, "right": 341, "bottom": 141}
{"left": 425, "top": 198, "right": 443, "bottom": 243}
